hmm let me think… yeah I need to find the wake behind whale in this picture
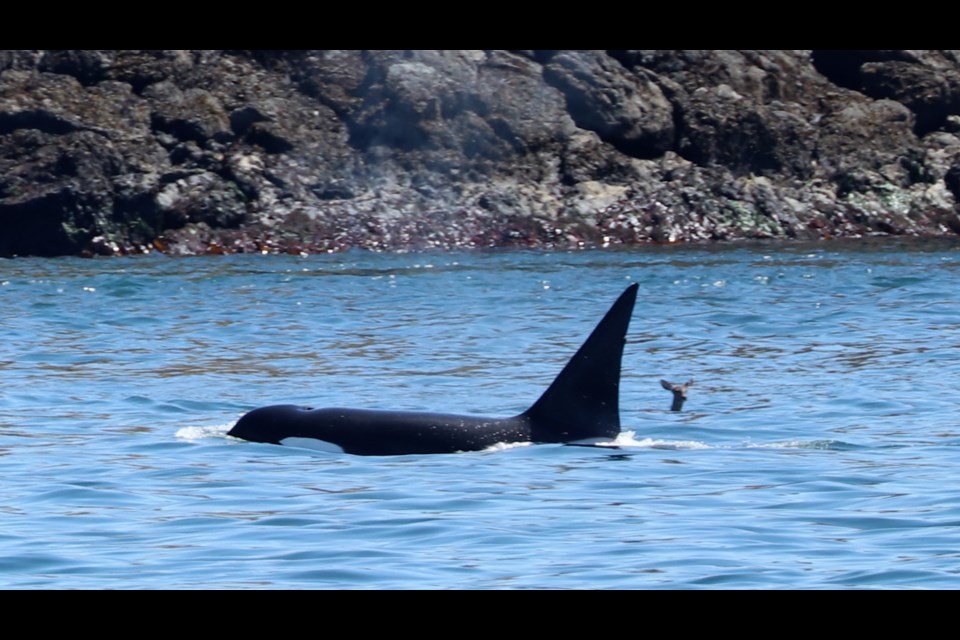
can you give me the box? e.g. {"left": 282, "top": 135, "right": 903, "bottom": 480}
{"left": 228, "top": 284, "right": 638, "bottom": 455}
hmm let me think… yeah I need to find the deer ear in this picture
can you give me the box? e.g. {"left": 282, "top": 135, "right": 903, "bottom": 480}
{"left": 661, "top": 379, "right": 674, "bottom": 391}
{"left": 685, "top": 379, "right": 695, "bottom": 389}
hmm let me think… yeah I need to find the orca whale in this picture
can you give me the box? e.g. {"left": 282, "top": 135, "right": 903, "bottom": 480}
{"left": 228, "top": 283, "right": 638, "bottom": 456}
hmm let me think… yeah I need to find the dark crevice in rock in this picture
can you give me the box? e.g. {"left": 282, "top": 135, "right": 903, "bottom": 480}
{"left": 0, "top": 110, "right": 78, "bottom": 135}
{"left": 150, "top": 112, "right": 208, "bottom": 145}
{"left": 347, "top": 116, "right": 429, "bottom": 152}
{"left": 229, "top": 106, "right": 268, "bottom": 136}
{"left": 310, "top": 182, "right": 356, "bottom": 201}
{"left": 810, "top": 50, "right": 916, "bottom": 91}
{"left": 487, "top": 118, "right": 525, "bottom": 154}
{"left": 605, "top": 50, "right": 641, "bottom": 69}
{"left": 811, "top": 50, "right": 874, "bottom": 89}
{"left": 0, "top": 188, "right": 95, "bottom": 257}
{"left": 38, "top": 50, "right": 107, "bottom": 86}
{"left": 946, "top": 165, "right": 960, "bottom": 201}
{"left": 245, "top": 124, "right": 295, "bottom": 154}
{"left": 529, "top": 51, "right": 559, "bottom": 64}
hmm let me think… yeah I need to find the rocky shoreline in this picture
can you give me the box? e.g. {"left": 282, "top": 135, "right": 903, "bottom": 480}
{"left": 1, "top": 50, "right": 959, "bottom": 258}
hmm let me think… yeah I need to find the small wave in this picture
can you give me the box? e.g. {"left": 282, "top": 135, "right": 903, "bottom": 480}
{"left": 585, "top": 432, "right": 852, "bottom": 452}
{"left": 744, "top": 439, "right": 851, "bottom": 451}
{"left": 482, "top": 441, "right": 534, "bottom": 453}
{"left": 175, "top": 424, "right": 232, "bottom": 442}
{"left": 619, "top": 436, "right": 713, "bottom": 450}
{"left": 586, "top": 430, "right": 713, "bottom": 450}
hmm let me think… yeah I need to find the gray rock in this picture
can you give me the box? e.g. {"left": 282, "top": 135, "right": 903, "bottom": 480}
{"left": 544, "top": 50, "right": 674, "bottom": 158}
{"left": 2, "top": 49, "right": 960, "bottom": 257}
{"left": 860, "top": 59, "right": 960, "bottom": 134}
{"left": 143, "top": 82, "right": 233, "bottom": 144}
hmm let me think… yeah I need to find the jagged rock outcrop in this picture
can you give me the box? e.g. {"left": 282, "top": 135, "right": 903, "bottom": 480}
{"left": 1, "top": 49, "right": 959, "bottom": 257}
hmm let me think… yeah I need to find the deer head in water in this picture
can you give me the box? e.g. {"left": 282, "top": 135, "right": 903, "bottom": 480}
{"left": 661, "top": 379, "right": 694, "bottom": 412}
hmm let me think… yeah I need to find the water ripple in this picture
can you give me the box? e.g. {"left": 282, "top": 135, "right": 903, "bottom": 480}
{"left": 3, "top": 241, "right": 960, "bottom": 587}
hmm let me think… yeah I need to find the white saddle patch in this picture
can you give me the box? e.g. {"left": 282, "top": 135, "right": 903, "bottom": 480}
{"left": 280, "top": 437, "right": 346, "bottom": 454}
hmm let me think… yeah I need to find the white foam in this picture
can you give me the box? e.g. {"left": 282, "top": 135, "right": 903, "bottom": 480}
{"left": 600, "top": 430, "right": 713, "bottom": 450}
{"left": 608, "top": 432, "right": 838, "bottom": 452}
{"left": 482, "top": 441, "right": 534, "bottom": 453}
{"left": 744, "top": 439, "right": 838, "bottom": 450}
{"left": 176, "top": 424, "right": 232, "bottom": 441}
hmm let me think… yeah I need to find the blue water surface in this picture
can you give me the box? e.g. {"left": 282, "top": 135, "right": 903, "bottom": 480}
{"left": 3, "top": 239, "right": 960, "bottom": 589}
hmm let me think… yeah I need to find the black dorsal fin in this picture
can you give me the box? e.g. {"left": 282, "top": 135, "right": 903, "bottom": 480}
{"left": 524, "top": 283, "right": 638, "bottom": 442}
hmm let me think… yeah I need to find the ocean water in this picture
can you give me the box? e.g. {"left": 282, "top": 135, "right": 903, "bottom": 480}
{"left": 3, "top": 239, "right": 960, "bottom": 589}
